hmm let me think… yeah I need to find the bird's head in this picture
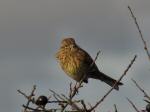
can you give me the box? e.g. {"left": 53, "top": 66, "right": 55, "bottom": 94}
{"left": 56, "top": 37, "right": 77, "bottom": 59}
{"left": 61, "top": 37, "right": 76, "bottom": 48}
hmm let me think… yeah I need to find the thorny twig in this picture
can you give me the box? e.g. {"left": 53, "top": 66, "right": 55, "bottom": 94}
{"left": 81, "top": 100, "right": 88, "bottom": 112}
{"left": 132, "top": 79, "right": 150, "bottom": 100}
{"left": 18, "top": 86, "right": 75, "bottom": 112}
{"left": 127, "top": 97, "right": 140, "bottom": 112}
{"left": 128, "top": 6, "right": 150, "bottom": 61}
{"left": 50, "top": 84, "right": 85, "bottom": 111}
{"left": 18, "top": 85, "right": 36, "bottom": 112}
{"left": 22, "top": 104, "right": 60, "bottom": 112}
{"left": 89, "top": 55, "right": 137, "bottom": 111}
{"left": 18, "top": 53, "right": 139, "bottom": 112}
{"left": 61, "top": 80, "right": 84, "bottom": 111}
{"left": 18, "top": 51, "right": 102, "bottom": 112}
{"left": 61, "top": 94, "right": 82, "bottom": 111}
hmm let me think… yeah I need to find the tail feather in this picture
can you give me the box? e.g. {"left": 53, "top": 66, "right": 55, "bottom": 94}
{"left": 89, "top": 71, "right": 123, "bottom": 90}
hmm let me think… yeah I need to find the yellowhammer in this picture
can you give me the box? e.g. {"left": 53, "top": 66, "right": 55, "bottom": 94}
{"left": 56, "top": 37, "right": 123, "bottom": 90}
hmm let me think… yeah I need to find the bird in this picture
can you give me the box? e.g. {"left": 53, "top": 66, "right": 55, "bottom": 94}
{"left": 56, "top": 37, "right": 123, "bottom": 90}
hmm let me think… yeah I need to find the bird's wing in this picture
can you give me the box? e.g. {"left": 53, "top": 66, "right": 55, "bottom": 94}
{"left": 76, "top": 47, "right": 100, "bottom": 75}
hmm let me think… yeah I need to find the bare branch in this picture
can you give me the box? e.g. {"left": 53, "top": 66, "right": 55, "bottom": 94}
{"left": 61, "top": 80, "right": 83, "bottom": 111}
{"left": 89, "top": 55, "right": 137, "bottom": 111}
{"left": 91, "top": 50, "right": 101, "bottom": 67}
{"left": 81, "top": 100, "right": 88, "bottom": 112}
{"left": 17, "top": 90, "right": 29, "bottom": 100}
{"left": 18, "top": 85, "right": 36, "bottom": 112}
{"left": 132, "top": 79, "right": 150, "bottom": 100}
{"left": 126, "top": 97, "right": 140, "bottom": 112}
{"left": 128, "top": 5, "right": 150, "bottom": 61}
{"left": 22, "top": 104, "right": 61, "bottom": 112}
{"left": 49, "top": 89, "right": 66, "bottom": 101}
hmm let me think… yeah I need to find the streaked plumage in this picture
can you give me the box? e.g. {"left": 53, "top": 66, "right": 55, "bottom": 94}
{"left": 56, "top": 37, "right": 123, "bottom": 90}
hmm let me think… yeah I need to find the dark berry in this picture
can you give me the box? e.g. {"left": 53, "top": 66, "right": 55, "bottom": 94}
{"left": 35, "top": 95, "right": 48, "bottom": 106}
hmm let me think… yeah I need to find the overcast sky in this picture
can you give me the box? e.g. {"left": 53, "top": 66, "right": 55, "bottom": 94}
{"left": 0, "top": 0, "right": 150, "bottom": 112}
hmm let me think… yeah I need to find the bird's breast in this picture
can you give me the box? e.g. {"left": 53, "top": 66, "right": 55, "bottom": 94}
{"left": 57, "top": 49, "right": 84, "bottom": 81}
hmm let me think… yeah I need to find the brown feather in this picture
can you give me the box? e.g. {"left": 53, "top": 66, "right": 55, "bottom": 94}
{"left": 56, "top": 37, "right": 123, "bottom": 90}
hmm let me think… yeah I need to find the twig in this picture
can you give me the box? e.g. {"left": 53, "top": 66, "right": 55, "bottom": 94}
{"left": 23, "top": 105, "right": 43, "bottom": 112}
{"left": 22, "top": 104, "right": 61, "bottom": 112}
{"left": 128, "top": 5, "right": 150, "bottom": 61}
{"left": 132, "top": 79, "right": 150, "bottom": 100}
{"left": 88, "top": 103, "right": 95, "bottom": 112}
{"left": 50, "top": 89, "right": 82, "bottom": 111}
{"left": 69, "top": 81, "right": 83, "bottom": 99}
{"left": 89, "top": 55, "right": 137, "bottom": 111}
{"left": 126, "top": 97, "right": 140, "bottom": 112}
{"left": 81, "top": 100, "right": 88, "bottom": 112}
{"left": 61, "top": 94, "right": 81, "bottom": 111}
{"left": 61, "top": 79, "right": 84, "bottom": 111}
{"left": 17, "top": 90, "right": 29, "bottom": 100}
{"left": 91, "top": 50, "right": 101, "bottom": 67}
{"left": 49, "top": 89, "right": 65, "bottom": 101}
{"left": 114, "top": 104, "right": 118, "bottom": 112}
{"left": 18, "top": 85, "right": 83, "bottom": 112}
{"left": 48, "top": 100, "right": 68, "bottom": 103}
{"left": 48, "top": 100, "right": 81, "bottom": 104}
{"left": 49, "top": 89, "right": 67, "bottom": 109}
{"left": 18, "top": 85, "right": 36, "bottom": 112}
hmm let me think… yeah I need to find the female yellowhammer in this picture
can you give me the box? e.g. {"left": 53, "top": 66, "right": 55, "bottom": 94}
{"left": 56, "top": 37, "right": 123, "bottom": 90}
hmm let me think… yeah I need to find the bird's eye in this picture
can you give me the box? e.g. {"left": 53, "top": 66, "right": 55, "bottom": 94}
{"left": 65, "top": 46, "right": 68, "bottom": 49}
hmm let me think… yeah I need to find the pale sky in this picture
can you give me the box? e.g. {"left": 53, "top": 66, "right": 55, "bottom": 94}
{"left": 0, "top": 0, "right": 150, "bottom": 112}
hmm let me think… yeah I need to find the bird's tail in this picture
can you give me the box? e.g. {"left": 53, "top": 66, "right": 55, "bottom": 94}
{"left": 89, "top": 72, "right": 123, "bottom": 90}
